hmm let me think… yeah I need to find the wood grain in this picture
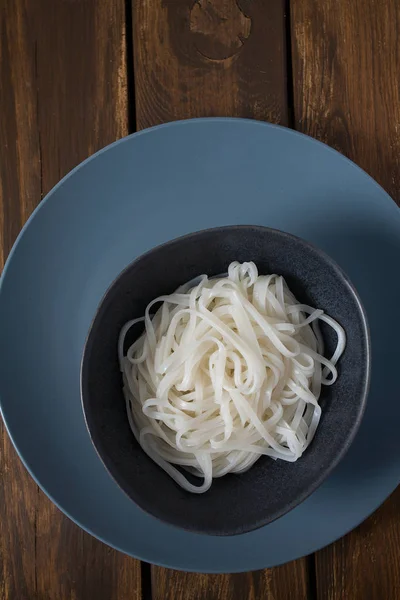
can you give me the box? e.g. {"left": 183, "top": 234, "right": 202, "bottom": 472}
{"left": 292, "top": 0, "right": 400, "bottom": 202}
{"left": 292, "top": 0, "right": 400, "bottom": 598}
{"left": 0, "top": 2, "right": 42, "bottom": 598}
{"left": 0, "top": 1, "right": 141, "bottom": 598}
{"left": 151, "top": 562, "right": 309, "bottom": 600}
{"left": 133, "top": 0, "right": 288, "bottom": 129}
{"left": 132, "top": 0, "right": 308, "bottom": 597}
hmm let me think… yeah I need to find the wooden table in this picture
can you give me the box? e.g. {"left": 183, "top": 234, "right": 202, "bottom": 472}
{"left": 1, "top": 1, "right": 400, "bottom": 598}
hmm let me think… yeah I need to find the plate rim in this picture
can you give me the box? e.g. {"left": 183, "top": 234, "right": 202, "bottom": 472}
{"left": 0, "top": 116, "right": 398, "bottom": 572}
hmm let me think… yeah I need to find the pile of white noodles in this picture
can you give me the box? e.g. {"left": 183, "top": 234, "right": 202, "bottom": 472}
{"left": 118, "top": 262, "right": 346, "bottom": 493}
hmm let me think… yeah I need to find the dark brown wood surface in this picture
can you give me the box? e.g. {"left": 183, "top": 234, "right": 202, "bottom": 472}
{"left": 292, "top": 1, "right": 400, "bottom": 597}
{"left": 133, "top": 0, "right": 288, "bottom": 129}
{"left": 0, "top": 0, "right": 399, "bottom": 598}
{"left": 0, "top": 1, "right": 141, "bottom": 599}
{"left": 151, "top": 562, "right": 309, "bottom": 600}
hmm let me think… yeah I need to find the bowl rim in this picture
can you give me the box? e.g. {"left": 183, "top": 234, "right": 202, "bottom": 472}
{"left": 80, "top": 224, "right": 371, "bottom": 536}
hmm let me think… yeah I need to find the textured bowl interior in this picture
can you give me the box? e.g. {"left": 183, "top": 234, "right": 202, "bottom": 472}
{"left": 81, "top": 226, "right": 369, "bottom": 536}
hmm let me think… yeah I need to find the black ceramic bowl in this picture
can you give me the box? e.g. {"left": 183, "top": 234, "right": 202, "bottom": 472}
{"left": 81, "top": 225, "right": 370, "bottom": 536}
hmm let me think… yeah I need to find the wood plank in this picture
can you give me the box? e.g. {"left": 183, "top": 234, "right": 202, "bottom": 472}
{"left": 151, "top": 563, "right": 309, "bottom": 600}
{"left": 133, "top": 0, "right": 289, "bottom": 129}
{"left": 36, "top": 501, "right": 143, "bottom": 600}
{"left": 0, "top": 2, "right": 43, "bottom": 598}
{"left": 292, "top": 0, "right": 400, "bottom": 203}
{"left": 0, "top": 0, "right": 141, "bottom": 598}
{"left": 132, "top": 1, "right": 309, "bottom": 597}
{"left": 292, "top": 0, "right": 400, "bottom": 598}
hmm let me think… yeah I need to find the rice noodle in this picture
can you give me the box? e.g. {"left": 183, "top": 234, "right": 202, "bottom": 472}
{"left": 118, "top": 262, "right": 346, "bottom": 493}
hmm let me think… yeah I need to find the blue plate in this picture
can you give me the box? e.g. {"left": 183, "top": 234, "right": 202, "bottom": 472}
{"left": 1, "top": 118, "right": 399, "bottom": 572}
